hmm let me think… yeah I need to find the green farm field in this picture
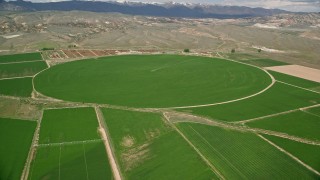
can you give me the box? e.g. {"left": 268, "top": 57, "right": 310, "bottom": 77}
{"left": 240, "top": 59, "right": 289, "bottom": 67}
{"left": 0, "top": 61, "right": 47, "bottom": 78}
{"left": 176, "top": 123, "right": 319, "bottom": 179}
{"left": 0, "top": 118, "right": 36, "bottom": 180}
{"left": 34, "top": 55, "right": 271, "bottom": 108}
{"left": 1, "top": 52, "right": 320, "bottom": 179}
{"left": 0, "top": 77, "right": 33, "bottom": 97}
{"left": 39, "top": 107, "right": 100, "bottom": 144}
{"left": 102, "top": 108, "right": 217, "bottom": 179}
{"left": 246, "top": 110, "right": 320, "bottom": 141}
{"left": 180, "top": 82, "right": 320, "bottom": 122}
{"left": 29, "top": 142, "right": 112, "bottom": 180}
{"left": 264, "top": 135, "right": 320, "bottom": 172}
{"left": 0, "top": 52, "right": 42, "bottom": 63}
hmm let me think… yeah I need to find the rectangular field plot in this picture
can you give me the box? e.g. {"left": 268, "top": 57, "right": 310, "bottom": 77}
{"left": 180, "top": 82, "right": 320, "bottom": 122}
{"left": 264, "top": 135, "right": 320, "bottom": 173}
{"left": 39, "top": 107, "right": 100, "bottom": 144}
{"left": 266, "top": 65, "right": 320, "bottom": 83}
{"left": 0, "top": 77, "right": 33, "bottom": 97}
{"left": 0, "top": 117, "right": 36, "bottom": 180}
{"left": 0, "top": 61, "right": 47, "bottom": 78}
{"left": 0, "top": 52, "right": 42, "bottom": 63}
{"left": 29, "top": 142, "right": 112, "bottom": 180}
{"left": 246, "top": 111, "right": 320, "bottom": 141}
{"left": 269, "top": 70, "right": 320, "bottom": 91}
{"left": 102, "top": 109, "right": 217, "bottom": 179}
{"left": 241, "top": 59, "right": 289, "bottom": 67}
{"left": 176, "top": 123, "right": 318, "bottom": 179}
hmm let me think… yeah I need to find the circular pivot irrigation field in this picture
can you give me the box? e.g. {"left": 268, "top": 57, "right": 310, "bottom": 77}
{"left": 34, "top": 55, "right": 272, "bottom": 108}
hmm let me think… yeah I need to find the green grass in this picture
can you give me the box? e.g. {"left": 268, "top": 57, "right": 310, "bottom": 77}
{"left": 177, "top": 123, "right": 318, "bottom": 179}
{"left": 34, "top": 55, "right": 271, "bottom": 108}
{"left": 0, "top": 61, "right": 47, "bottom": 78}
{"left": 0, "top": 77, "right": 33, "bottom": 97}
{"left": 39, "top": 107, "right": 100, "bottom": 144}
{"left": 29, "top": 142, "right": 112, "bottom": 180}
{"left": 246, "top": 111, "right": 320, "bottom": 141}
{"left": 240, "top": 59, "right": 289, "bottom": 67}
{"left": 264, "top": 135, "right": 320, "bottom": 172}
{"left": 269, "top": 70, "right": 320, "bottom": 90}
{"left": 180, "top": 82, "right": 320, "bottom": 122}
{"left": 0, "top": 52, "right": 42, "bottom": 63}
{"left": 306, "top": 106, "right": 320, "bottom": 116}
{"left": 102, "top": 108, "right": 218, "bottom": 179}
{"left": 0, "top": 117, "right": 36, "bottom": 180}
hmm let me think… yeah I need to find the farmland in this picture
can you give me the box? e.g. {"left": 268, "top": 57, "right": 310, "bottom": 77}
{"left": 176, "top": 123, "right": 318, "bottom": 179}
{"left": 246, "top": 110, "right": 320, "bottom": 141}
{"left": 264, "top": 135, "right": 320, "bottom": 172}
{"left": 0, "top": 53, "right": 42, "bottom": 63}
{"left": 0, "top": 118, "right": 36, "bottom": 180}
{"left": 29, "top": 142, "right": 112, "bottom": 180}
{"left": 39, "top": 108, "right": 100, "bottom": 144}
{"left": 0, "top": 77, "right": 33, "bottom": 97}
{"left": 0, "top": 61, "right": 47, "bottom": 78}
{"left": 0, "top": 50, "right": 319, "bottom": 179}
{"left": 240, "top": 58, "right": 289, "bottom": 67}
{"left": 34, "top": 55, "right": 271, "bottom": 108}
{"left": 180, "top": 82, "right": 320, "bottom": 122}
{"left": 269, "top": 70, "right": 320, "bottom": 90}
{"left": 102, "top": 109, "right": 217, "bottom": 179}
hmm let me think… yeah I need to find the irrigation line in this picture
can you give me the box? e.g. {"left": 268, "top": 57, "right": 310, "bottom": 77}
{"left": 277, "top": 80, "right": 320, "bottom": 94}
{"left": 0, "top": 76, "right": 33, "bottom": 80}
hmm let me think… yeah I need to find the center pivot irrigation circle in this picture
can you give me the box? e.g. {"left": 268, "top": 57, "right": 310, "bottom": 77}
{"left": 34, "top": 55, "right": 271, "bottom": 108}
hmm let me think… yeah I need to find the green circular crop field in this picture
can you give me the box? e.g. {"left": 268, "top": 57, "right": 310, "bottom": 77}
{"left": 34, "top": 55, "right": 272, "bottom": 108}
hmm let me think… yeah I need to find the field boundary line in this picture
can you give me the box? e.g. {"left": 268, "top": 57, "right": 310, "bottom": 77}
{"left": 0, "top": 60, "right": 44, "bottom": 65}
{"left": 236, "top": 104, "right": 320, "bottom": 124}
{"left": 0, "top": 76, "right": 33, "bottom": 80}
{"left": 167, "top": 112, "right": 320, "bottom": 146}
{"left": 163, "top": 113, "right": 225, "bottom": 180}
{"left": 37, "top": 139, "right": 102, "bottom": 147}
{"left": 21, "top": 110, "right": 43, "bottom": 180}
{"left": 45, "top": 60, "right": 50, "bottom": 68}
{"left": 236, "top": 109, "right": 298, "bottom": 124}
{"left": 94, "top": 106, "right": 122, "bottom": 180}
{"left": 258, "top": 134, "right": 320, "bottom": 176}
{"left": 277, "top": 80, "right": 320, "bottom": 94}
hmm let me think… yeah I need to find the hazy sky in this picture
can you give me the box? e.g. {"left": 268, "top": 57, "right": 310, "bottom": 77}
{"left": 13, "top": 0, "right": 320, "bottom": 12}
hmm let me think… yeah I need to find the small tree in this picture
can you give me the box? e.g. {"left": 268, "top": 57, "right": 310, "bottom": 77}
{"left": 231, "top": 48, "right": 235, "bottom": 53}
{"left": 183, "top": 48, "right": 190, "bottom": 53}
{"left": 258, "top": 49, "right": 262, "bottom": 53}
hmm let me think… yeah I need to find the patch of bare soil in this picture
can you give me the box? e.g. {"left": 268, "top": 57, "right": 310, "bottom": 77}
{"left": 266, "top": 65, "right": 320, "bottom": 83}
{"left": 121, "top": 143, "right": 150, "bottom": 171}
{"left": 120, "top": 135, "right": 135, "bottom": 148}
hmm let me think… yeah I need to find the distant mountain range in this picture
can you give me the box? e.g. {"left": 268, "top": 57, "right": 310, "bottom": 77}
{"left": 0, "top": 0, "right": 289, "bottom": 19}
